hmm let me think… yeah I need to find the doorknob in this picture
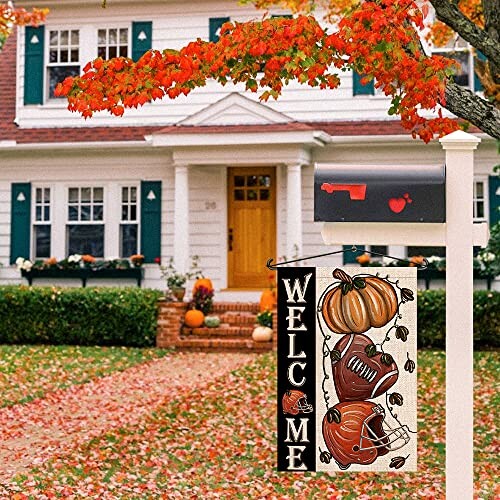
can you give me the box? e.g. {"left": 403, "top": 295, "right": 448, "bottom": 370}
{"left": 228, "top": 228, "right": 233, "bottom": 251}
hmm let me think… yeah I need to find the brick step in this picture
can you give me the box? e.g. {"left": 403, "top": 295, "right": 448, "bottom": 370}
{"left": 181, "top": 325, "right": 254, "bottom": 337}
{"left": 212, "top": 302, "right": 260, "bottom": 314}
{"left": 219, "top": 312, "right": 257, "bottom": 326}
{"left": 174, "top": 337, "right": 273, "bottom": 352}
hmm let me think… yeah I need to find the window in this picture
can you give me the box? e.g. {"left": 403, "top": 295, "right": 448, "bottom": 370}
{"left": 67, "top": 187, "right": 104, "bottom": 256}
{"left": 473, "top": 180, "right": 487, "bottom": 221}
{"left": 432, "top": 37, "right": 477, "bottom": 90}
{"left": 120, "top": 186, "right": 138, "bottom": 257}
{"left": 98, "top": 28, "right": 129, "bottom": 59}
{"left": 33, "top": 187, "right": 51, "bottom": 258}
{"left": 47, "top": 29, "right": 80, "bottom": 98}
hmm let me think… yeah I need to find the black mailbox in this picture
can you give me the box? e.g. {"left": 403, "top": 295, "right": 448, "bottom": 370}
{"left": 314, "top": 164, "right": 446, "bottom": 223}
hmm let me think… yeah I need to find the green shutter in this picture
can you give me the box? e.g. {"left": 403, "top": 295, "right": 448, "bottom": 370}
{"left": 474, "top": 51, "right": 487, "bottom": 92}
{"left": 488, "top": 175, "right": 500, "bottom": 226}
{"left": 24, "top": 26, "right": 44, "bottom": 105}
{"left": 132, "top": 21, "right": 152, "bottom": 61}
{"left": 209, "top": 17, "right": 230, "bottom": 42}
{"left": 343, "top": 245, "right": 365, "bottom": 264}
{"left": 10, "top": 183, "right": 31, "bottom": 264}
{"left": 353, "top": 71, "right": 374, "bottom": 96}
{"left": 140, "top": 181, "right": 161, "bottom": 263}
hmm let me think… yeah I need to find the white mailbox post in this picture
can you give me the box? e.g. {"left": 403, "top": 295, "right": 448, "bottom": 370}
{"left": 320, "top": 130, "right": 485, "bottom": 499}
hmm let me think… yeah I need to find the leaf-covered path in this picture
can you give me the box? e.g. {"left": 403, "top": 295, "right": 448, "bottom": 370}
{"left": 0, "top": 351, "right": 255, "bottom": 481}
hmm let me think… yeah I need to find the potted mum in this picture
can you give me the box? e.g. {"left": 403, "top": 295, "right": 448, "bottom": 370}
{"left": 159, "top": 256, "right": 202, "bottom": 301}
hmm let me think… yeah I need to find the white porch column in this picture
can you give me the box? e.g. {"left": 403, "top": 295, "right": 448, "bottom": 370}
{"left": 173, "top": 164, "right": 189, "bottom": 273}
{"left": 286, "top": 164, "right": 303, "bottom": 259}
{"left": 440, "top": 130, "right": 480, "bottom": 500}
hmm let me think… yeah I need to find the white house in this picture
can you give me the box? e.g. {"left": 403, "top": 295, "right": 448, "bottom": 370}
{"left": 0, "top": 0, "right": 498, "bottom": 298}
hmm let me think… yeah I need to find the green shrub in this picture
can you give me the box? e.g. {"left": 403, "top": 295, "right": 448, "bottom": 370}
{"left": 417, "top": 290, "right": 499, "bottom": 348}
{"left": 0, "top": 286, "right": 163, "bottom": 347}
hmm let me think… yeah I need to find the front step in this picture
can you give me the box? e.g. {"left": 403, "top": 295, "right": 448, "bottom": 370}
{"left": 181, "top": 325, "right": 254, "bottom": 337}
{"left": 175, "top": 337, "right": 273, "bottom": 352}
{"left": 212, "top": 302, "right": 260, "bottom": 314}
{"left": 219, "top": 312, "right": 257, "bottom": 326}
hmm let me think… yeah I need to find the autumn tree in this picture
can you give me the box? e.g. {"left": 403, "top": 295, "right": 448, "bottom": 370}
{"left": 0, "top": 2, "right": 47, "bottom": 49}
{"left": 7, "top": 0, "right": 500, "bottom": 141}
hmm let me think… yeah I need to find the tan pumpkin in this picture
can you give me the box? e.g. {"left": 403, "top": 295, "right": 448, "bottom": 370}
{"left": 192, "top": 278, "right": 213, "bottom": 294}
{"left": 184, "top": 309, "right": 205, "bottom": 328}
{"left": 321, "top": 268, "right": 398, "bottom": 334}
{"left": 259, "top": 289, "right": 277, "bottom": 312}
{"left": 252, "top": 326, "right": 273, "bottom": 342}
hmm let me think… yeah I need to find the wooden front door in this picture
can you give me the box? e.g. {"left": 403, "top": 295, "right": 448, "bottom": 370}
{"left": 228, "top": 167, "right": 276, "bottom": 288}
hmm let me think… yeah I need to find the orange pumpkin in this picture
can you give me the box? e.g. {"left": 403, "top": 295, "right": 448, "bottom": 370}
{"left": 321, "top": 268, "right": 398, "bottom": 334}
{"left": 259, "top": 289, "right": 277, "bottom": 312}
{"left": 192, "top": 278, "right": 213, "bottom": 294}
{"left": 184, "top": 309, "right": 205, "bottom": 328}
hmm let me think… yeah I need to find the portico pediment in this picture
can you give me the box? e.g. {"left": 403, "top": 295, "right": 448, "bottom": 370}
{"left": 178, "top": 92, "right": 293, "bottom": 127}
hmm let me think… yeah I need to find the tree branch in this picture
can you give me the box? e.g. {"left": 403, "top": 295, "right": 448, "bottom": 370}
{"left": 444, "top": 80, "right": 500, "bottom": 139}
{"left": 430, "top": 0, "right": 500, "bottom": 69}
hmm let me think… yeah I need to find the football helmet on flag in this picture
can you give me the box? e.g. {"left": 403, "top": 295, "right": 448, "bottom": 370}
{"left": 282, "top": 390, "right": 313, "bottom": 415}
{"left": 322, "top": 401, "right": 410, "bottom": 469}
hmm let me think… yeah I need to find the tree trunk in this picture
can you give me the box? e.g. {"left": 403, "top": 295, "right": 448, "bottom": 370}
{"left": 444, "top": 81, "right": 500, "bottom": 139}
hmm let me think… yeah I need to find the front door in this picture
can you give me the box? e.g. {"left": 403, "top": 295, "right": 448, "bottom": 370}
{"left": 228, "top": 167, "right": 276, "bottom": 288}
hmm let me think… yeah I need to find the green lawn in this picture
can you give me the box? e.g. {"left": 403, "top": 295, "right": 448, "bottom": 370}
{"left": 0, "top": 344, "right": 171, "bottom": 407}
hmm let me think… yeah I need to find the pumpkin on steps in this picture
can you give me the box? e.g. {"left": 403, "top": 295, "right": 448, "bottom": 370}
{"left": 185, "top": 309, "right": 205, "bottom": 328}
{"left": 252, "top": 326, "right": 273, "bottom": 342}
{"left": 192, "top": 278, "right": 213, "bottom": 295}
{"left": 321, "top": 268, "right": 398, "bottom": 334}
{"left": 259, "top": 289, "right": 276, "bottom": 312}
{"left": 204, "top": 315, "right": 221, "bottom": 328}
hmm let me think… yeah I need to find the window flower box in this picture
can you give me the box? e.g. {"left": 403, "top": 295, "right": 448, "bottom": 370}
{"left": 21, "top": 267, "right": 143, "bottom": 287}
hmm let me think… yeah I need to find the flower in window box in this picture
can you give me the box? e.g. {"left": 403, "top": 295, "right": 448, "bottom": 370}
{"left": 356, "top": 253, "right": 371, "bottom": 266}
{"left": 130, "top": 254, "right": 145, "bottom": 267}
{"left": 409, "top": 255, "right": 425, "bottom": 267}
{"left": 67, "top": 254, "right": 82, "bottom": 268}
{"left": 15, "top": 257, "right": 33, "bottom": 271}
{"left": 81, "top": 254, "right": 96, "bottom": 267}
{"left": 44, "top": 257, "right": 58, "bottom": 268}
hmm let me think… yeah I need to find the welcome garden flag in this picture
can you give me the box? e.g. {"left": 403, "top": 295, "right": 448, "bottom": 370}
{"left": 277, "top": 267, "right": 417, "bottom": 472}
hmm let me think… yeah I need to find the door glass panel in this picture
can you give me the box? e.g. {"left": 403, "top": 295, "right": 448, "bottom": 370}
{"left": 234, "top": 176, "right": 245, "bottom": 187}
{"left": 260, "top": 189, "right": 270, "bottom": 201}
{"left": 234, "top": 189, "right": 245, "bottom": 201}
{"left": 259, "top": 175, "right": 271, "bottom": 187}
{"left": 247, "top": 190, "right": 258, "bottom": 201}
{"left": 247, "top": 176, "right": 258, "bottom": 187}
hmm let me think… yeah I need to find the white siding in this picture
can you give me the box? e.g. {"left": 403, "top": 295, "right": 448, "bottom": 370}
{"left": 16, "top": 0, "right": 397, "bottom": 129}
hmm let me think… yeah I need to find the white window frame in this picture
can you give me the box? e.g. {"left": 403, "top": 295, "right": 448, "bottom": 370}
{"left": 32, "top": 185, "right": 52, "bottom": 259}
{"left": 97, "top": 27, "right": 130, "bottom": 59}
{"left": 119, "top": 184, "right": 140, "bottom": 258}
{"left": 66, "top": 185, "right": 106, "bottom": 257}
{"left": 33, "top": 181, "right": 141, "bottom": 260}
{"left": 473, "top": 177, "right": 488, "bottom": 222}
{"left": 46, "top": 28, "right": 81, "bottom": 101}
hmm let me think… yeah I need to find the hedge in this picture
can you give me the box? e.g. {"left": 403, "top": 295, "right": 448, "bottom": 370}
{"left": 418, "top": 290, "right": 499, "bottom": 348}
{"left": 0, "top": 286, "right": 497, "bottom": 348}
{"left": 0, "top": 286, "right": 163, "bottom": 347}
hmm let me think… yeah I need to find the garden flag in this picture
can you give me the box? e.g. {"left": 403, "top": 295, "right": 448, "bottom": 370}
{"left": 277, "top": 266, "right": 417, "bottom": 472}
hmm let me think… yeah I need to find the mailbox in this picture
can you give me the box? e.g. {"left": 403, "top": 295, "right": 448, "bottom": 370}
{"left": 314, "top": 164, "right": 446, "bottom": 223}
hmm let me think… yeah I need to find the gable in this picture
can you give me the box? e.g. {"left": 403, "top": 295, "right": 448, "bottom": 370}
{"left": 179, "top": 92, "right": 293, "bottom": 126}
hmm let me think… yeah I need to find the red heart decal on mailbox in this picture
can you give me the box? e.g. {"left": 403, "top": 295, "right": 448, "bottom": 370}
{"left": 331, "top": 333, "right": 399, "bottom": 402}
{"left": 388, "top": 197, "right": 406, "bottom": 213}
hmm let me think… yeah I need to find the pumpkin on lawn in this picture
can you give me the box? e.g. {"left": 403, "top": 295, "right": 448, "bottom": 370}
{"left": 321, "top": 268, "right": 398, "bottom": 334}
{"left": 192, "top": 278, "right": 213, "bottom": 295}
{"left": 184, "top": 309, "right": 205, "bottom": 328}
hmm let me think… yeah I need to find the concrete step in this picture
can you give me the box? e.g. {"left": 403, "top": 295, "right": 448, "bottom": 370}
{"left": 175, "top": 337, "right": 273, "bottom": 352}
